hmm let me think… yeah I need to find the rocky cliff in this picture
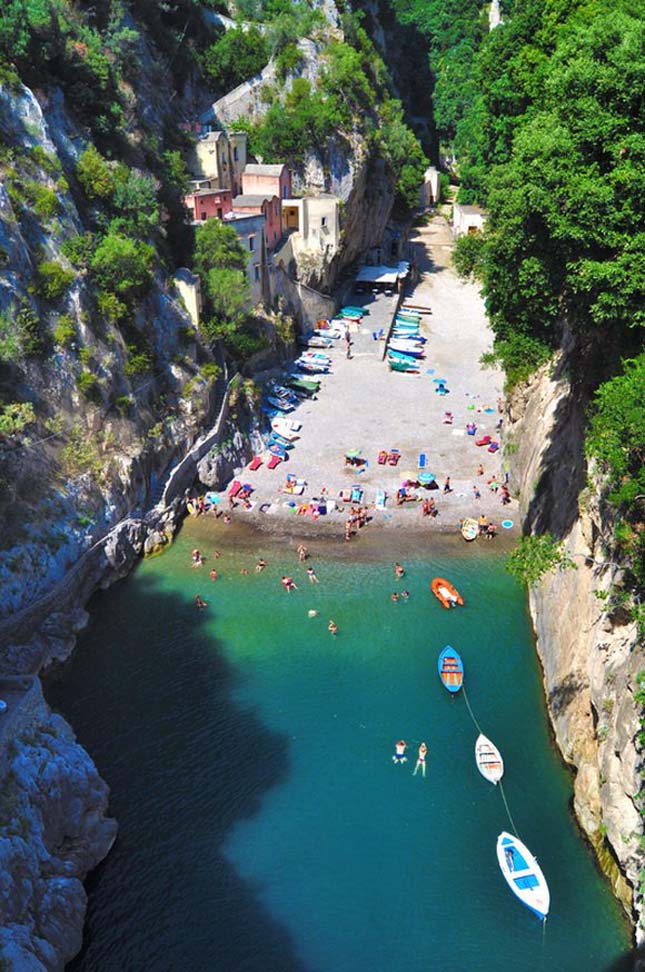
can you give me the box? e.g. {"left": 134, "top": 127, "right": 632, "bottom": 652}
{"left": 0, "top": 678, "right": 116, "bottom": 971}
{"left": 506, "top": 348, "right": 644, "bottom": 937}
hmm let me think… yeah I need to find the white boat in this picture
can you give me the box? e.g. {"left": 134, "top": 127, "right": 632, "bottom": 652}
{"left": 475, "top": 734, "right": 504, "bottom": 785}
{"left": 271, "top": 420, "right": 301, "bottom": 441}
{"left": 389, "top": 341, "right": 425, "bottom": 358}
{"left": 496, "top": 832, "right": 550, "bottom": 920}
{"left": 272, "top": 418, "right": 301, "bottom": 434}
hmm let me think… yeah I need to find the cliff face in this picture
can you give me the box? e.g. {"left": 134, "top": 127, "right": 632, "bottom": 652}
{"left": 0, "top": 678, "right": 116, "bottom": 970}
{"left": 507, "top": 349, "right": 643, "bottom": 935}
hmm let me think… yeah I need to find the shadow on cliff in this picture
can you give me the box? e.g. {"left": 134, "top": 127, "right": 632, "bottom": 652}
{"left": 522, "top": 354, "right": 588, "bottom": 540}
{"left": 44, "top": 574, "right": 307, "bottom": 972}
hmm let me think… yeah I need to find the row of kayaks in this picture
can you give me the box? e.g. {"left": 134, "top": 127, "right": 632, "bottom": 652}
{"left": 436, "top": 643, "right": 550, "bottom": 920}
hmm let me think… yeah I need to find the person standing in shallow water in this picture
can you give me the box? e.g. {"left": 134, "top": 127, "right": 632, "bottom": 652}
{"left": 413, "top": 743, "right": 428, "bottom": 778}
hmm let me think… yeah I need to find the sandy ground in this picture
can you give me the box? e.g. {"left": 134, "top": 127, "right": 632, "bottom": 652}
{"left": 204, "top": 216, "right": 519, "bottom": 541}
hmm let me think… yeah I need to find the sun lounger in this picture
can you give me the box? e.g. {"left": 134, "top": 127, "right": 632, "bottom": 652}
{"left": 350, "top": 486, "right": 364, "bottom": 503}
{"left": 476, "top": 435, "right": 492, "bottom": 447}
{"left": 388, "top": 449, "right": 401, "bottom": 466}
{"left": 338, "top": 488, "right": 353, "bottom": 503}
{"left": 248, "top": 456, "right": 263, "bottom": 471}
{"left": 228, "top": 479, "right": 242, "bottom": 498}
{"left": 375, "top": 489, "right": 387, "bottom": 511}
{"left": 267, "top": 455, "right": 283, "bottom": 469}
{"left": 377, "top": 450, "right": 388, "bottom": 465}
{"left": 418, "top": 452, "right": 428, "bottom": 469}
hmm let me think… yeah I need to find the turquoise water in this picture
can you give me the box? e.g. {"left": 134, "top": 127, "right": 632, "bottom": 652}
{"left": 46, "top": 529, "right": 629, "bottom": 971}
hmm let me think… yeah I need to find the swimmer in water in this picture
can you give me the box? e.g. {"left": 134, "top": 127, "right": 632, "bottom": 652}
{"left": 194, "top": 594, "right": 207, "bottom": 609}
{"left": 191, "top": 549, "right": 204, "bottom": 567}
{"left": 240, "top": 568, "right": 249, "bottom": 575}
{"left": 255, "top": 559, "right": 267, "bottom": 572}
{"left": 413, "top": 743, "right": 428, "bottom": 778}
{"left": 394, "top": 562, "right": 405, "bottom": 579}
{"left": 281, "top": 576, "right": 298, "bottom": 592}
{"left": 400, "top": 590, "right": 410, "bottom": 600}
{"left": 391, "top": 592, "right": 399, "bottom": 602}
{"left": 392, "top": 740, "right": 407, "bottom": 764}
{"left": 328, "top": 620, "right": 338, "bottom": 636}
{"left": 209, "top": 569, "right": 218, "bottom": 581}
{"left": 306, "top": 566, "right": 319, "bottom": 584}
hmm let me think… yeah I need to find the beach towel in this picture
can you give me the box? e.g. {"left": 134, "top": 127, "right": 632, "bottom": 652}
{"left": 228, "top": 480, "right": 242, "bottom": 498}
{"left": 248, "top": 456, "right": 263, "bottom": 471}
{"left": 267, "top": 455, "right": 283, "bottom": 469}
{"left": 418, "top": 452, "right": 428, "bottom": 469}
{"left": 375, "top": 489, "right": 387, "bottom": 511}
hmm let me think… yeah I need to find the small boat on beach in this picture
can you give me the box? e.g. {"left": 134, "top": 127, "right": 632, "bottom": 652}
{"left": 438, "top": 645, "right": 464, "bottom": 693}
{"left": 496, "top": 832, "right": 550, "bottom": 920}
{"left": 461, "top": 518, "right": 479, "bottom": 541}
{"left": 388, "top": 358, "right": 420, "bottom": 373}
{"left": 389, "top": 341, "right": 425, "bottom": 358}
{"left": 431, "top": 577, "right": 464, "bottom": 609}
{"left": 475, "top": 733, "right": 504, "bottom": 784}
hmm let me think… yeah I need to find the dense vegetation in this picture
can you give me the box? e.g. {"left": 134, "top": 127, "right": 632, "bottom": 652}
{"left": 233, "top": 10, "right": 427, "bottom": 210}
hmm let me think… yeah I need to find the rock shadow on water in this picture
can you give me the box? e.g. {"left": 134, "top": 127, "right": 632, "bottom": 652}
{"left": 44, "top": 574, "right": 306, "bottom": 972}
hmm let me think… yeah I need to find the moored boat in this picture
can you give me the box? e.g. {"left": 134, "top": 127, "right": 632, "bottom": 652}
{"left": 438, "top": 645, "right": 464, "bottom": 692}
{"left": 496, "top": 832, "right": 550, "bottom": 920}
{"left": 461, "top": 517, "right": 479, "bottom": 541}
{"left": 431, "top": 577, "right": 464, "bottom": 609}
{"left": 475, "top": 733, "right": 504, "bottom": 784}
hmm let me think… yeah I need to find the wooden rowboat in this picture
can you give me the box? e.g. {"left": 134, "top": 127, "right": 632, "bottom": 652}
{"left": 461, "top": 518, "right": 479, "bottom": 541}
{"left": 431, "top": 577, "right": 464, "bottom": 609}
{"left": 475, "top": 733, "right": 504, "bottom": 784}
{"left": 438, "top": 645, "right": 464, "bottom": 693}
{"left": 496, "top": 832, "right": 550, "bottom": 920}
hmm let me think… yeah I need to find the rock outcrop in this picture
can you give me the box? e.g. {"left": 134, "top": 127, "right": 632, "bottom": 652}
{"left": 0, "top": 679, "right": 116, "bottom": 970}
{"left": 506, "top": 349, "right": 644, "bottom": 937}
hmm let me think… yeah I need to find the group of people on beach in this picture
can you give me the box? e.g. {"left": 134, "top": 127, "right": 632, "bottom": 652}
{"left": 393, "top": 740, "right": 428, "bottom": 777}
{"left": 345, "top": 505, "right": 370, "bottom": 541}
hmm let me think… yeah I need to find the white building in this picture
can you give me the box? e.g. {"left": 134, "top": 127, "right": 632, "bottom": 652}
{"left": 453, "top": 203, "right": 487, "bottom": 237}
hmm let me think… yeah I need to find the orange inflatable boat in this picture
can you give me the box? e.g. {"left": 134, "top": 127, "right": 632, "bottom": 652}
{"left": 431, "top": 577, "right": 464, "bottom": 609}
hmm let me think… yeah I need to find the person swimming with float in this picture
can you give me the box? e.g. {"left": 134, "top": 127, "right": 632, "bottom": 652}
{"left": 393, "top": 740, "right": 407, "bottom": 764}
{"left": 413, "top": 742, "right": 428, "bottom": 778}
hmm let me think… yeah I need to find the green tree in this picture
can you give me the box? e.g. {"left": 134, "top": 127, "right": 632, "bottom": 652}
{"left": 453, "top": 231, "right": 486, "bottom": 280}
{"left": 506, "top": 535, "right": 576, "bottom": 587}
{"left": 76, "top": 145, "right": 115, "bottom": 199}
{"left": 36, "top": 261, "right": 75, "bottom": 301}
{"left": 111, "top": 164, "right": 159, "bottom": 238}
{"left": 90, "top": 233, "right": 154, "bottom": 300}
{"left": 202, "top": 26, "right": 269, "bottom": 91}
{"left": 586, "top": 354, "right": 645, "bottom": 506}
{"left": 194, "top": 219, "right": 248, "bottom": 278}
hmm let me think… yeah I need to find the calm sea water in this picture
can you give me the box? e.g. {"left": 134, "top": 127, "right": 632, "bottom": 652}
{"left": 45, "top": 528, "right": 630, "bottom": 971}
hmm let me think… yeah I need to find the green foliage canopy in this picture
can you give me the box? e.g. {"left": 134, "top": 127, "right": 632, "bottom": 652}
{"left": 202, "top": 26, "right": 269, "bottom": 91}
{"left": 90, "top": 233, "right": 154, "bottom": 300}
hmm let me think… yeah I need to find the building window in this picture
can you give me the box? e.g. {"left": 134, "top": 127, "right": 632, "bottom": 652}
{"left": 249, "top": 236, "right": 255, "bottom": 252}
{"left": 200, "top": 211, "right": 206, "bottom": 221}
{"left": 233, "top": 147, "right": 238, "bottom": 161}
{"left": 254, "top": 265, "right": 260, "bottom": 281}
{"left": 321, "top": 216, "right": 327, "bottom": 227}
{"left": 217, "top": 208, "right": 222, "bottom": 219}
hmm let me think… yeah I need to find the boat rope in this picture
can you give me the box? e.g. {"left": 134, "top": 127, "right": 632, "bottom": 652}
{"left": 463, "top": 688, "right": 522, "bottom": 838}
{"left": 462, "top": 687, "right": 484, "bottom": 735}
{"left": 498, "top": 780, "right": 521, "bottom": 841}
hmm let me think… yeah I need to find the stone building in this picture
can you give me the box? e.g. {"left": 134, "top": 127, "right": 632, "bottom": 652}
{"left": 453, "top": 203, "right": 487, "bottom": 237}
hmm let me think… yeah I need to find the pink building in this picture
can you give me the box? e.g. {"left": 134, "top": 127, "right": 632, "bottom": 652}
{"left": 241, "top": 164, "right": 291, "bottom": 201}
{"left": 183, "top": 184, "right": 232, "bottom": 223}
{"left": 231, "top": 194, "right": 282, "bottom": 250}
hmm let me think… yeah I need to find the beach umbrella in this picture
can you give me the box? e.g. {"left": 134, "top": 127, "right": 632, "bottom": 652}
{"left": 345, "top": 448, "right": 362, "bottom": 459}
{"left": 432, "top": 378, "right": 447, "bottom": 384}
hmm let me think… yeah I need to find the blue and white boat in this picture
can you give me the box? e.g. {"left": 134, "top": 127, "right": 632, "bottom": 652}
{"left": 437, "top": 645, "right": 464, "bottom": 692}
{"left": 496, "top": 832, "right": 550, "bottom": 920}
